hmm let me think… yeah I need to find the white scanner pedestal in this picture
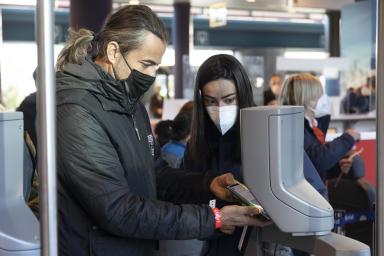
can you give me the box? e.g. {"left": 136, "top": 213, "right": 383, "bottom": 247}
{"left": 0, "top": 112, "right": 40, "bottom": 256}
{"left": 240, "top": 106, "right": 370, "bottom": 255}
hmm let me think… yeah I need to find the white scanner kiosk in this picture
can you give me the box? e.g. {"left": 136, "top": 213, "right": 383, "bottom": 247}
{"left": 0, "top": 112, "right": 40, "bottom": 256}
{"left": 240, "top": 106, "right": 370, "bottom": 256}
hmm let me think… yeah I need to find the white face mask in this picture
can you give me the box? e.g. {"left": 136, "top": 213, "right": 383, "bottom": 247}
{"left": 312, "top": 94, "right": 332, "bottom": 118}
{"left": 361, "top": 86, "right": 372, "bottom": 96}
{"left": 206, "top": 105, "right": 238, "bottom": 135}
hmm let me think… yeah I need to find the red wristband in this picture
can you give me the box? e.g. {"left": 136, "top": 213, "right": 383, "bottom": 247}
{"left": 211, "top": 207, "right": 222, "bottom": 229}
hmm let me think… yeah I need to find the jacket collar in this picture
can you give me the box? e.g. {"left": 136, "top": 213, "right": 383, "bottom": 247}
{"left": 57, "top": 57, "right": 140, "bottom": 115}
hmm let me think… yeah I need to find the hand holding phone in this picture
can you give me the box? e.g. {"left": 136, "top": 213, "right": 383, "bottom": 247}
{"left": 226, "top": 183, "right": 271, "bottom": 221}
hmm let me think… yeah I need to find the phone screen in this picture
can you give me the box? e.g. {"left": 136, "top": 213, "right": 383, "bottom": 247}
{"left": 228, "top": 183, "right": 258, "bottom": 205}
{"left": 227, "top": 183, "right": 271, "bottom": 220}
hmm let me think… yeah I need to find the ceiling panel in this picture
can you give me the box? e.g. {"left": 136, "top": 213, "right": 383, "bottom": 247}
{"left": 116, "top": 0, "right": 291, "bottom": 11}
{"left": 294, "top": 0, "right": 355, "bottom": 10}
{"left": 115, "top": 0, "right": 354, "bottom": 11}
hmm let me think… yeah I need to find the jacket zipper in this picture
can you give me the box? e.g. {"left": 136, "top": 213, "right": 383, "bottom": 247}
{"left": 131, "top": 115, "right": 141, "bottom": 141}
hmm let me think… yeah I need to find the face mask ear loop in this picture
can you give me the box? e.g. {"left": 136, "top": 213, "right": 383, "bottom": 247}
{"left": 119, "top": 46, "right": 133, "bottom": 72}
{"left": 112, "top": 64, "right": 119, "bottom": 80}
{"left": 117, "top": 46, "right": 133, "bottom": 95}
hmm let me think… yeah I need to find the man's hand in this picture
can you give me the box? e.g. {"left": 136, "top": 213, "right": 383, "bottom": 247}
{"left": 219, "top": 205, "right": 272, "bottom": 234}
{"left": 210, "top": 173, "right": 237, "bottom": 202}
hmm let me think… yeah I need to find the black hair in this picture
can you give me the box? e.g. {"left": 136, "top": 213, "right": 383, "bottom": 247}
{"left": 187, "top": 54, "right": 255, "bottom": 171}
{"left": 154, "top": 120, "right": 172, "bottom": 147}
{"left": 170, "top": 109, "right": 192, "bottom": 141}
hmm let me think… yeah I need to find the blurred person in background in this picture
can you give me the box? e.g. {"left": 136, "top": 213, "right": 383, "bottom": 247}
{"left": 154, "top": 101, "right": 193, "bottom": 149}
{"left": 312, "top": 88, "right": 375, "bottom": 205}
{"left": 263, "top": 73, "right": 282, "bottom": 105}
{"left": 178, "top": 100, "right": 193, "bottom": 113}
{"left": 279, "top": 73, "right": 375, "bottom": 205}
{"left": 55, "top": 5, "right": 266, "bottom": 256}
{"left": 154, "top": 119, "right": 173, "bottom": 147}
{"left": 161, "top": 101, "right": 193, "bottom": 169}
{"left": 149, "top": 86, "right": 164, "bottom": 119}
{"left": 278, "top": 73, "right": 361, "bottom": 181}
{"left": 16, "top": 68, "right": 39, "bottom": 216}
{"left": 17, "top": 68, "right": 38, "bottom": 149}
{"left": 340, "top": 76, "right": 375, "bottom": 114}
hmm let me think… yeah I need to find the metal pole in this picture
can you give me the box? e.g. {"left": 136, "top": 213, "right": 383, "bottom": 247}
{"left": 173, "top": 2, "right": 190, "bottom": 99}
{"left": 376, "top": 0, "right": 384, "bottom": 255}
{"left": 0, "top": 8, "right": 3, "bottom": 107}
{"left": 36, "top": 0, "right": 58, "bottom": 255}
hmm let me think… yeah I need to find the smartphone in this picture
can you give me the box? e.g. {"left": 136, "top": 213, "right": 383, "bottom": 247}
{"left": 227, "top": 183, "right": 271, "bottom": 220}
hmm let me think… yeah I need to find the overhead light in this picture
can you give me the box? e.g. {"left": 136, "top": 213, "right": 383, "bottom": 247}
{"left": 284, "top": 51, "right": 328, "bottom": 59}
{"left": 251, "top": 10, "right": 307, "bottom": 19}
{"left": 129, "top": 0, "right": 140, "bottom": 5}
{"left": 160, "top": 48, "right": 234, "bottom": 67}
{"left": 0, "top": 0, "right": 36, "bottom": 6}
{"left": 288, "top": 18, "right": 318, "bottom": 24}
{"left": 191, "top": 7, "right": 204, "bottom": 15}
{"left": 227, "top": 9, "right": 250, "bottom": 17}
{"left": 309, "top": 13, "right": 325, "bottom": 20}
{"left": 149, "top": 5, "right": 174, "bottom": 13}
{"left": 292, "top": 7, "right": 326, "bottom": 14}
{"left": 255, "top": 77, "right": 264, "bottom": 88}
{"left": 246, "top": 0, "right": 256, "bottom": 2}
{"left": 189, "top": 49, "right": 234, "bottom": 66}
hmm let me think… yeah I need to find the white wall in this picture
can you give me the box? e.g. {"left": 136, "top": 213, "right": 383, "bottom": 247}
{"left": 1, "top": 42, "right": 64, "bottom": 110}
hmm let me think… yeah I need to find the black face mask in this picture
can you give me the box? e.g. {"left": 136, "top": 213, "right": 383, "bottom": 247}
{"left": 114, "top": 53, "right": 156, "bottom": 101}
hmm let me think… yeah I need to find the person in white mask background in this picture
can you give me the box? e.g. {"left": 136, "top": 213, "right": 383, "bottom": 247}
{"left": 278, "top": 74, "right": 366, "bottom": 185}
{"left": 182, "top": 54, "right": 257, "bottom": 256}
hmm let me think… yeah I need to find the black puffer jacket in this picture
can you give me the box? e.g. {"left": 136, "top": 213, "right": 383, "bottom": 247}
{"left": 56, "top": 58, "right": 216, "bottom": 256}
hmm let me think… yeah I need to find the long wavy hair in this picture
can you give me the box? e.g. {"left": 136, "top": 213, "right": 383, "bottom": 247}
{"left": 187, "top": 54, "right": 255, "bottom": 172}
{"left": 56, "top": 5, "right": 168, "bottom": 71}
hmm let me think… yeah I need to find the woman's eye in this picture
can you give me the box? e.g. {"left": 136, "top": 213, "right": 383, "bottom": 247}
{"left": 205, "top": 99, "right": 216, "bottom": 105}
{"left": 224, "top": 98, "right": 236, "bottom": 104}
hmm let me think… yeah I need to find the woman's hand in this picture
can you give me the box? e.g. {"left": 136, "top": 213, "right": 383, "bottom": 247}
{"left": 210, "top": 173, "right": 237, "bottom": 202}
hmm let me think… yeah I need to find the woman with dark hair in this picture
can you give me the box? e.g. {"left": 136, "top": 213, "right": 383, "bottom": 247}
{"left": 186, "top": 54, "right": 254, "bottom": 179}
{"left": 183, "top": 54, "right": 258, "bottom": 256}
